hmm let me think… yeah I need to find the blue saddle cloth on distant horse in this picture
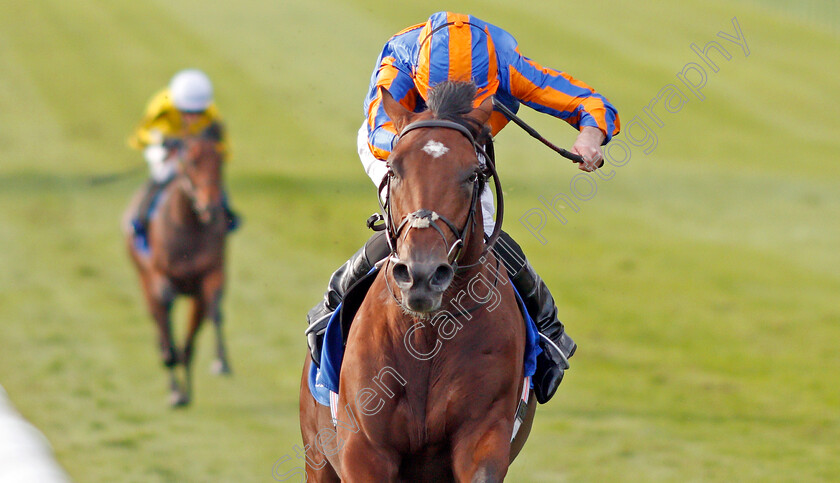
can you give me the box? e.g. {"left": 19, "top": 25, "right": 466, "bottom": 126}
{"left": 308, "top": 267, "right": 541, "bottom": 406}
{"left": 131, "top": 186, "right": 169, "bottom": 256}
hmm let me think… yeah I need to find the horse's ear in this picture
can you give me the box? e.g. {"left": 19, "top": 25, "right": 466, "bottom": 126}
{"left": 202, "top": 121, "right": 223, "bottom": 142}
{"left": 380, "top": 86, "right": 413, "bottom": 133}
{"left": 467, "top": 95, "right": 494, "bottom": 127}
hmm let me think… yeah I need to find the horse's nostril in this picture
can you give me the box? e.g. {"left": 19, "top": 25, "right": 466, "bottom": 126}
{"left": 392, "top": 262, "right": 412, "bottom": 286}
{"left": 430, "top": 264, "right": 454, "bottom": 289}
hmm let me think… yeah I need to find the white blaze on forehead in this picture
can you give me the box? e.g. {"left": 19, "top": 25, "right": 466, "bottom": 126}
{"left": 422, "top": 140, "right": 449, "bottom": 158}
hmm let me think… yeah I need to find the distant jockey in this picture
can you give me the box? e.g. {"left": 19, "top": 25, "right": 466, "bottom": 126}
{"left": 128, "top": 69, "right": 238, "bottom": 241}
{"left": 306, "top": 12, "right": 620, "bottom": 404}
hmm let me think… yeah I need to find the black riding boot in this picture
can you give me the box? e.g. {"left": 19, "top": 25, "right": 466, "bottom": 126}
{"left": 305, "top": 231, "right": 390, "bottom": 366}
{"left": 131, "top": 179, "right": 168, "bottom": 238}
{"left": 221, "top": 193, "right": 241, "bottom": 232}
{"left": 494, "top": 232, "right": 577, "bottom": 404}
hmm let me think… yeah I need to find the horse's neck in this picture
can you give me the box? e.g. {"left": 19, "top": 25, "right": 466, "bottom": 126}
{"left": 161, "top": 181, "right": 197, "bottom": 229}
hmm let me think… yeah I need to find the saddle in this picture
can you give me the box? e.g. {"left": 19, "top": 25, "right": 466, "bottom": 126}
{"left": 307, "top": 267, "right": 378, "bottom": 406}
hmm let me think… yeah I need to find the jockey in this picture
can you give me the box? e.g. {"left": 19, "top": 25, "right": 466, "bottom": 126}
{"left": 128, "top": 69, "right": 238, "bottom": 241}
{"left": 306, "top": 12, "right": 620, "bottom": 404}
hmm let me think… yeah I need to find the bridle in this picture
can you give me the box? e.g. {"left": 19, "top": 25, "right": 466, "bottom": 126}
{"left": 373, "top": 118, "right": 504, "bottom": 272}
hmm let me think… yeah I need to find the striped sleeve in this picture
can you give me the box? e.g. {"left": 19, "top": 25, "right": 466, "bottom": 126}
{"left": 364, "top": 55, "right": 419, "bottom": 161}
{"left": 501, "top": 41, "right": 620, "bottom": 142}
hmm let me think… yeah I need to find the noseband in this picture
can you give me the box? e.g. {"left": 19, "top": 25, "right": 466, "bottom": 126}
{"left": 375, "top": 119, "right": 504, "bottom": 271}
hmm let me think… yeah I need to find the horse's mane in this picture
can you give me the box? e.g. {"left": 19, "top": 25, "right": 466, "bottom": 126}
{"left": 426, "top": 81, "right": 490, "bottom": 143}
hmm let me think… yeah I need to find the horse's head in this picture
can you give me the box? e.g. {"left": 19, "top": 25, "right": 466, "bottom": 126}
{"left": 177, "top": 124, "right": 224, "bottom": 225}
{"left": 380, "top": 82, "right": 494, "bottom": 314}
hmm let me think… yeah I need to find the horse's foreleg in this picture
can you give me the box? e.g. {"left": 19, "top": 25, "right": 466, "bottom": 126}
{"left": 141, "top": 273, "right": 177, "bottom": 368}
{"left": 167, "top": 371, "right": 189, "bottom": 407}
{"left": 451, "top": 416, "right": 514, "bottom": 483}
{"left": 177, "top": 296, "right": 206, "bottom": 407}
{"left": 141, "top": 273, "right": 186, "bottom": 406}
{"left": 203, "top": 269, "right": 231, "bottom": 375}
{"left": 340, "top": 435, "right": 399, "bottom": 482}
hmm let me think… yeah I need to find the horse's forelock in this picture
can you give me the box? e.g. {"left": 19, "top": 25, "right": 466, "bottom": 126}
{"left": 427, "top": 81, "right": 477, "bottom": 119}
{"left": 427, "top": 81, "right": 476, "bottom": 120}
{"left": 425, "top": 81, "right": 489, "bottom": 143}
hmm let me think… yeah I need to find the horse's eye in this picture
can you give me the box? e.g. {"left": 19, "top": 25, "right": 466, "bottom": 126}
{"left": 386, "top": 165, "right": 404, "bottom": 184}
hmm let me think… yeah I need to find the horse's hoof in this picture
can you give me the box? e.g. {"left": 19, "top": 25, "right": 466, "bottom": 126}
{"left": 169, "top": 392, "right": 190, "bottom": 408}
{"left": 211, "top": 359, "right": 231, "bottom": 376}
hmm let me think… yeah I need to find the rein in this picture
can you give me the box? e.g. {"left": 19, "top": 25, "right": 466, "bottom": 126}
{"left": 374, "top": 119, "right": 504, "bottom": 272}
{"left": 491, "top": 98, "right": 586, "bottom": 165}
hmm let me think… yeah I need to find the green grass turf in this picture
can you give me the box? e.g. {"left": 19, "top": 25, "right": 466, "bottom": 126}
{"left": 1, "top": 0, "right": 838, "bottom": 481}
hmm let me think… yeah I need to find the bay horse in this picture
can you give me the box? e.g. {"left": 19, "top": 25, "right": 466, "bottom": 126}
{"left": 299, "top": 82, "right": 536, "bottom": 481}
{"left": 123, "top": 124, "right": 231, "bottom": 407}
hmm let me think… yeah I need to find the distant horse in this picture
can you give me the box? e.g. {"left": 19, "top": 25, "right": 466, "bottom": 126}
{"left": 300, "top": 83, "right": 535, "bottom": 481}
{"left": 123, "top": 125, "right": 231, "bottom": 407}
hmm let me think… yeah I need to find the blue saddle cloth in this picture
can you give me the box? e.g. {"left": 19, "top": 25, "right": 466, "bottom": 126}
{"left": 308, "top": 271, "right": 541, "bottom": 406}
{"left": 131, "top": 187, "right": 168, "bottom": 256}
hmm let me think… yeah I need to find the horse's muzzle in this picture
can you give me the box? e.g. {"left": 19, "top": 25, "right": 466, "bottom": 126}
{"left": 392, "top": 260, "right": 454, "bottom": 313}
{"left": 196, "top": 203, "right": 223, "bottom": 225}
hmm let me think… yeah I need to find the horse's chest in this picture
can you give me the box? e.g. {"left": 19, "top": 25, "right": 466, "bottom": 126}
{"left": 153, "top": 229, "right": 223, "bottom": 275}
{"left": 392, "top": 371, "right": 487, "bottom": 445}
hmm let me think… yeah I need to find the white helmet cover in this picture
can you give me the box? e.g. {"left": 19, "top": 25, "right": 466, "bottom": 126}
{"left": 169, "top": 69, "right": 213, "bottom": 112}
